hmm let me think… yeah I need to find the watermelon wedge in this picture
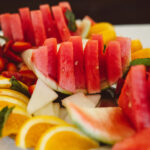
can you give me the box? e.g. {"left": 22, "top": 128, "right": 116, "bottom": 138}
{"left": 31, "top": 10, "right": 46, "bottom": 46}
{"left": 66, "top": 103, "right": 135, "bottom": 144}
{"left": 44, "top": 38, "right": 57, "bottom": 81}
{"left": 84, "top": 40, "right": 100, "bottom": 93}
{"left": 118, "top": 65, "right": 150, "bottom": 131}
{"left": 10, "top": 13, "right": 24, "bottom": 41}
{"left": 0, "top": 13, "right": 13, "bottom": 40}
{"left": 57, "top": 42, "right": 76, "bottom": 93}
{"left": 19, "top": 7, "right": 35, "bottom": 45}
{"left": 112, "top": 127, "right": 150, "bottom": 150}
{"left": 105, "top": 41, "right": 122, "bottom": 85}
{"left": 59, "top": 1, "right": 72, "bottom": 12}
{"left": 69, "top": 36, "right": 86, "bottom": 90}
{"left": 52, "top": 6, "right": 71, "bottom": 41}
{"left": 40, "top": 4, "right": 61, "bottom": 42}
{"left": 116, "top": 37, "right": 131, "bottom": 72}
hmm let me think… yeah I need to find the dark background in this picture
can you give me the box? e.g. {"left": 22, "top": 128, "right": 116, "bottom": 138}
{"left": 0, "top": 0, "right": 149, "bottom": 25}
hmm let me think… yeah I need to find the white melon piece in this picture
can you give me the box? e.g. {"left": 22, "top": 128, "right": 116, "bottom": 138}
{"left": 86, "top": 94, "right": 101, "bottom": 106}
{"left": 62, "top": 92, "right": 98, "bottom": 108}
{"left": 59, "top": 108, "right": 68, "bottom": 120}
{"left": 53, "top": 103, "right": 60, "bottom": 117}
{"left": 27, "top": 79, "right": 58, "bottom": 114}
{"left": 33, "top": 102, "right": 55, "bottom": 116}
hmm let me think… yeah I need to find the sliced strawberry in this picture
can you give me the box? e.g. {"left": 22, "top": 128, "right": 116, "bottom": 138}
{"left": 2, "top": 71, "right": 22, "bottom": 81}
{"left": 11, "top": 41, "right": 32, "bottom": 53}
{"left": 6, "top": 63, "right": 17, "bottom": 72}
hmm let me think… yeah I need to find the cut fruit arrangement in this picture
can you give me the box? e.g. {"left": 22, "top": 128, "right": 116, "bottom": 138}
{"left": 0, "top": 1, "right": 150, "bottom": 150}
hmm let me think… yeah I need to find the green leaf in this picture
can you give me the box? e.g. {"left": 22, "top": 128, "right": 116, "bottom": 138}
{"left": 130, "top": 58, "right": 150, "bottom": 66}
{"left": 10, "top": 76, "right": 30, "bottom": 97}
{"left": 0, "top": 106, "right": 14, "bottom": 137}
{"left": 65, "top": 9, "right": 77, "bottom": 32}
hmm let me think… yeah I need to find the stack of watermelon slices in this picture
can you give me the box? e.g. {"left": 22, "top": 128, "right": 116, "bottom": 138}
{"left": 22, "top": 35, "right": 131, "bottom": 94}
{"left": 0, "top": 2, "right": 74, "bottom": 46}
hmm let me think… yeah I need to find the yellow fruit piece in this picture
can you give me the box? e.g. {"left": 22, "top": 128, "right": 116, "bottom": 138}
{"left": 0, "top": 95, "right": 27, "bottom": 110}
{"left": 16, "top": 116, "right": 67, "bottom": 149}
{"left": 35, "top": 125, "right": 99, "bottom": 150}
{"left": 131, "top": 39, "right": 143, "bottom": 53}
{"left": 131, "top": 48, "right": 150, "bottom": 60}
{"left": 0, "top": 106, "right": 30, "bottom": 137}
{"left": 0, "top": 89, "right": 29, "bottom": 104}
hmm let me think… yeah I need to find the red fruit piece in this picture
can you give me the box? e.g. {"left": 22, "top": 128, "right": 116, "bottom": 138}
{"left": 19, "top": 64, "right": 29, "bottom": 71}
{"left": 116, "top": 37, "right": 131, "bottom": 72}
{"left": 31, "top": 10, "right": 46, "bottom": 46}
{"left": 19, "top": 7, "right": 35, "bottom": 45}
{"left": 147, "top": 73, "right": 150, "bottom": 99}
{"left": 92, "top": 34, "right": 106, "bottom": 82}
{"left": 0, "top": 13, "right": 13, "bottom": 40}
{"left": 69, "top": 36, "right": 85, "bottom": 90}
{"left": 84, "top": 40, "right": 100, "bottom": 94}
{"left": 52, "top": 6, "right": 71, "bottom": 41}
{"left": 0, "top": 57, "right": 5, "bottom": 72}
{"left": 28, "top": 84, "right": 36, "bottom": 95}
{"left": 105, "top": 41, "right": 122, "bottom": 85}
{"left": 57, "top": 42, "right": 76, "bottom": 93}
{"left": 112, "top": 127, "right": 150, "bottom": 150}
{"left": 44, "top": 38, "right": 57, "bottom": 81}
{"left": 2, "top": 71, "right": 22, "bottom": 81}
{"left": 32, "top": 46, "right": 48, "bottom": 77}
{"left": 7, "top": 63, "right": 17, "bottom": 72}
{"left": 59, "top": 1, "right": 72, "bottom": 12}
{"left": 11, "top": 41, "right": 32, "bottom": 53}
{"left": 40, "top": 4, "right": 61, "bottom": 42}
{"left": 10, "top": 13, "right": 24, "bottom": 41}
{"left": 118, "top": 65, "right": 150, "bottom": 131}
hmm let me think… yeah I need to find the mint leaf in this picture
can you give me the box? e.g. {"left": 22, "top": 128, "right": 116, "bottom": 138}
{"left": 65, "top": 9, "right": 77, "bottom": 32}
{"left": 10, "top": 76, "right": 30, "bottom": 97}
{"left": 130, "top": 58, "right": 150, "bottom": 66}
{"left": 0, "top": 106, "right": 14, "bottom": 137}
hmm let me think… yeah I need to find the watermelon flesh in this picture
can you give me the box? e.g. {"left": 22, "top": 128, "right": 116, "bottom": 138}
{"left": 69, "top": 36, "right": 86, "bottom": 90}
{"left": 116, "top": 37, "right": 131, "bottom": 72}
{"left": 105, "top": 41, "right": 122, "bottom": 85}
{"left": 0, "top": 13, "right": 13, "bottom": 40}
{"left": 118, "top": 65, "right": 150, "bottom": 131}
{"left": 57, "top": 42, "right": 76, "bottom": 93}
{"left": 66, "top": 103, "right": 135, "bottom": 144}
{"left": 19, "top": 7, "right": 35, "bottom": 45}
{"left": 112, "top": 127, "right": 150, "bottom": 150}
{"left": 10, "top": 13, "right": 24, "bottom": 41}
{"left": 52, "top": 6, "right": 71, "bottom": 42}
{"left": 84, "top": 40, "right": 100, "bottom": 94}
{"left": 31, "top": 10, "right": 46, "bottom": 46}
{"left": 44, "top": 38, "right": 57, "bottom": 81}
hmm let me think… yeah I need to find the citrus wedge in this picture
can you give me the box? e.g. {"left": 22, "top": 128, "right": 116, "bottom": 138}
{"left": 0, "top": 106, "right": 30, "bottom": 137}
{"left": 16, "top": 116, "right": 67, "bottom": 149}
{"left": 0, "top": 89, "right": 29, "bottom": 104}
{"left": 131, "top": 48, "right": 150, "bottom": 60}
{"left": 131, "top": 39, "right": 143, "bottom": 53}
{"left": 35, "top": 125, "right": 99, "bottom": 150}
{"left": 0, "top": 95, "right": 27, "bottom": 109}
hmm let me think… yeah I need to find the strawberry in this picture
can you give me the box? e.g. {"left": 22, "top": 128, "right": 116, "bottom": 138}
{"left": 2, "top": 71, "right": 22, "bottom": 81}
{"left": 7, "top": 62, "right": 17, "bottom": 72}
{"left": 0, "top": 57, "right": 6, "bottom": 72}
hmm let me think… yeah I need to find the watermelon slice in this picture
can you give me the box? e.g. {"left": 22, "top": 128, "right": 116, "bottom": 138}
{"left": 52, "top": 6, "right": 71, "bottom": 41}
{"left": 32, "top": 46, "right": 48, "bottom": 77}
{"left": 19, "top": 7, "right": 35, "bottom": 45}
{"left": 59, "top": 1, "right": 72, "bottom": 12}
{"left": 40, "top": 4, "right": 61, "bottom": 42}
{"left": 10, "top": 13, "right": 24, "bottom": 41}
{"left": 118, "top": 65, "right": 150, "bottom": 131}
{"left": 69, "top": 36, "right": 86, "bottom": 90}
{"left": 84, "top": 40, "right": 100, "bottom": 93}
{"left": 105, "top": 41, "right": 122, "bottom": 85}
{"left": 31, "top": 10, "right": 46, "bottom": 46}
{"left": 66, "top": 103, "right": 135, "bottom": 144}
{"left": 0, "top": 13, "right": 13, "bottom": 40}
{"left": 116, "top": 37, "right": 131, "bottom": 72}
{"left": 112, "top": 127, "right": 150, "bottom": 150}
{"left": 57, "top": 42, "right": 75, "bottom": 93}
{"left": 44, "top": 38, "right": 57, "bottom": 81}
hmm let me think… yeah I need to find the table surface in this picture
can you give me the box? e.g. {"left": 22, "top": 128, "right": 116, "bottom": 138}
{"left": 0, "top": 24, "right": 150, "bottom": 150}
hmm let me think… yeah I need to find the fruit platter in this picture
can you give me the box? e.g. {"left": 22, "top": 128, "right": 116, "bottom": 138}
{"left": 0, "top": 1, "right": 150, "bottom": 150}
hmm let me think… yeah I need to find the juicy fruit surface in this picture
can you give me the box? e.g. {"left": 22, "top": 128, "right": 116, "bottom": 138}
{"left": 67, "top": 103, "right": 135, "bottom": 144}
{"left": 118, "top": 65, "right": 150, "bottom": 130}
{"left": 112, "top": 127, "right": 150, "bottom": 150}
{"left": 35, "top": 125, "right": 99, "bottom": 150}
